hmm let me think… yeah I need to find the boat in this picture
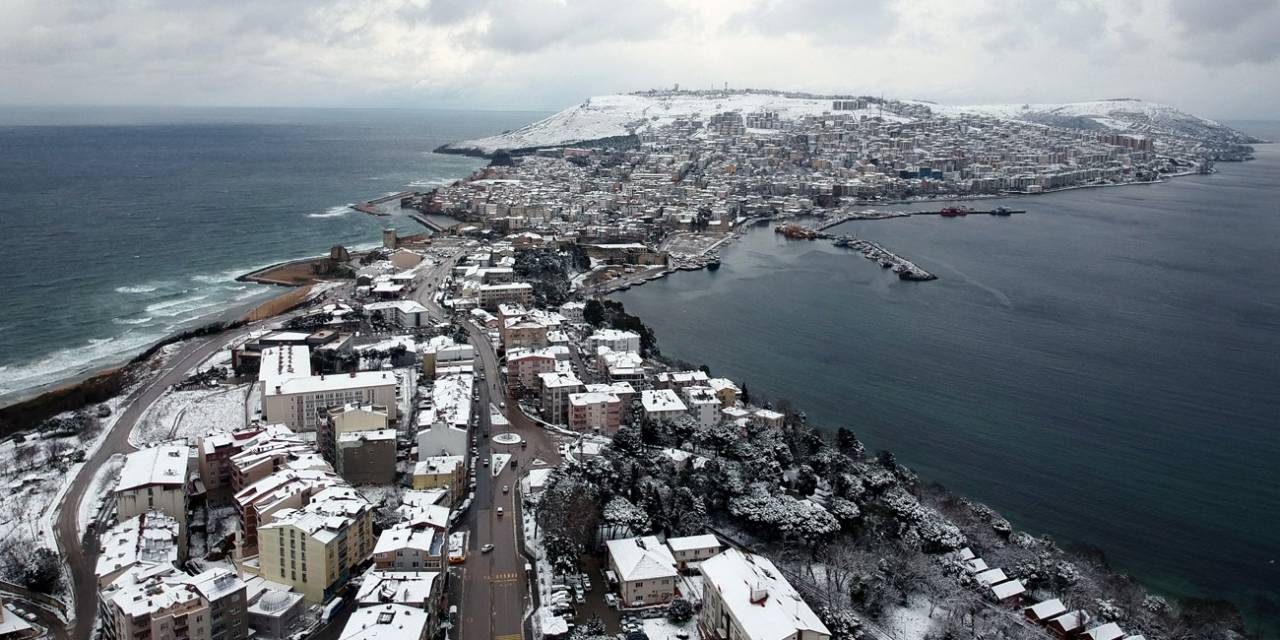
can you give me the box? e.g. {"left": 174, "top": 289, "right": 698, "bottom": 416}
{"left": 939, "top": 206, "right": 972, "bottom": 217}
{"left": 706, "top": 258, "right": 721, "bottom": 271}
{"left": 990, "top": 206, "right": 1013, "bottom": 216}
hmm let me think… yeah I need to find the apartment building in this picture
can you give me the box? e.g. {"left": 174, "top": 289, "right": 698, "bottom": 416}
{"left": 478, "top": 283, "right": 533, "bottom": 310}
{"left": 665, "top": 534, "right": 722, "bottom": 571}
{"left": 362, "top": 300, "right": 429, "bottom": 328}
{"left": 262, "top": 370, "right": 399, "bottom": 432}
{"left": 115, "top": 446, "right": 191, "bottom": 556}
{"left": 567, "top": 391, "right": 623, "bottom": 434}
{"left": 101, "top": 569, "right": 211, "bottom": 640}
{"left": 411, "top": 456, "right": 465, "bottom": 505}
{"left": 319, "top": 404, "right": 395, "bottom": 485}
{"left": 233, "top": 468, "right": 343, "bottom": 556}
{"left": 682, "top": 386, "right": 722, "bottom": 429}
{"left": 257, "top": 487, "right": 376, "bottom": 603}
{"left": 538, "top": 371, "right": 584, "bottom": 425}
{"left": 640, "top": 389, "right": 687, "bottom": 423}
{"left": 371, "top": 529, "right": 445, "bottom": 571}
{"left": 605, "top": 536, "right": 678, "bottom": 608}
{"left": 699, "top": 548, "right": 830, "bottom": 640}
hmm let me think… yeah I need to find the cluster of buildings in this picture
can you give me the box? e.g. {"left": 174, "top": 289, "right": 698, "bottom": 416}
{"left": 600, "top": 534, "right": 832, "bottom": 640}
{"left": 419, "top": 97, "right": 1223, "bottom": 251}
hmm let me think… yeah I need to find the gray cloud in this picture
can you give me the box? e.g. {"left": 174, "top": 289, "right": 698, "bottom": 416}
{"left": 1168, "top": 0, "right": 1280, "bottom": 65}
{"left": 473, "top": 0, "right": 678, "bottom": 53}
{"left": 0, "top": 0, "right": 1276, "bottom": 119}
{"left": 726, "top": 0, "right": 899, "bottom": 44}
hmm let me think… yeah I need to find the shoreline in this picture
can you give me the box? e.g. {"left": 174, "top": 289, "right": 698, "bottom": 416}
{"left": 0, "top": 284, "right": 307, "bottom": 425}
{"left": 601, "top": 161, "right": 1275, "bottom": 634}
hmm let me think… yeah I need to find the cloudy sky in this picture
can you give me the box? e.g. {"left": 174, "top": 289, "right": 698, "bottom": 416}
{"left": 1, "top": 0, "right": 1278, "bottom": 119}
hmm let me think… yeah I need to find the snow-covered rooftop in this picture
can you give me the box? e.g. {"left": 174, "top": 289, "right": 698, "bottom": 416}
{"left": 117, "top": 445, "right": 190, "bottom": 491}
{"left": 700, "top": 548, "right": 829, "bottom": 640}
{"left": 606, "top": 535, "right": 677, "bottom": 583}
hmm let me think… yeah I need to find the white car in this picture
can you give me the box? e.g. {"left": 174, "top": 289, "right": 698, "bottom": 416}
{"left": 481, "top": 544, "right": 494, "bottom": 553}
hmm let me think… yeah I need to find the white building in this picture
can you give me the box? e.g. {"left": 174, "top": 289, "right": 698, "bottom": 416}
{"left": 339, "top": 604, "right": 430, "bottom": 640}
{"left": 115, "top": 446, "right": 191, "bottom": 554}
{"left": 605, "top": 536, "right": 678, "bottom": 608}
{"left": 640, "top": 389, "right": 687, "bottom": 422}
{"left": 682, "top": 386, "right": 721, "bottom": 429}
{"left": 363, "top": 300, "right": 429, "bottom": 328}
{"left": 586, "top": 329, "right": 641, "bottom": 354}
{"left": 699, "top": 548, "right": 830, "bottom": 640}
{"left": 263, "top": 370, "right": 398, "bottom": 432}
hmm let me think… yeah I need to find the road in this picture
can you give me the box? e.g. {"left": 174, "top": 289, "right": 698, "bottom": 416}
{"left": 452, "top": 311, "right": 562, "bottom": 640}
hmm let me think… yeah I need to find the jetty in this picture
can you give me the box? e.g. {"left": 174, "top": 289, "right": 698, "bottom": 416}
{"left": 351, "top": 191, "right": 418, "bottom": 217}
{"left": 832, "top": 235, "right": 937, "bottom": 281}
{"left": 812, "top": 206, "right": 1025, "bottom": 230}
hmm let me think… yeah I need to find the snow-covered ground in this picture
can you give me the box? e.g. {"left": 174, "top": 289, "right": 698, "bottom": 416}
{"left": 131, "top": 384, "right": 249, "bottom": 446}
{"left": 491, "top": 453, "right": 511, "bottom": 476}
{"left": 441, "top": 92, "right": 902, "bottom": 154}
{"left": 77, "top": 453, "right": 125, "bottom": 535}
{"left": 442, "top": 92, "right": 1254, "bottom": 156}
{"left": 641, "top": 618, "right": 697, "bottom": 640}
{"left": 881, "top": 595, "right": 941, "bottom": 640}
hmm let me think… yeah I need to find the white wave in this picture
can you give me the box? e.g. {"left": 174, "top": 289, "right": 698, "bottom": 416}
{"left": 0, "top": 332, "right": 163, "bottom": 397}
{"left": 115, "top": 282, "right": 169, "bottom": 294}
{"left": 406, "top": 177, "right": 452, "bottom": 188}
{"left": 307, "top": 205, "right": 352, "bottom": 219}
{"left": 112, "top": 316, "right": 154, "bottom": 326}
{"left": 145, "top": 294, "right": 211, "bottom": 317}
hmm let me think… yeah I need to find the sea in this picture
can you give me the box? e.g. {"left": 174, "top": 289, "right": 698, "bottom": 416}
{"left": 615, "top": 122, "right": 1280, "bottom": 635}
{"left": 0, "top": 106, "right": 542, "bottom": 402}
{"left": 1, "top": 108, "right": 1276, "bottom": 633}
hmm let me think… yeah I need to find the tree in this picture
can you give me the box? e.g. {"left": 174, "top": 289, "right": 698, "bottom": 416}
{"left": 602, "top": 496, "right": 647, "bottom": 533}
{"left": 18, "top": 547, "right": 64, "bottom": 594}
{"left": 740, "top": 382, "right": 751, "bottom": 405}
{"left": 583, "top": 299, "right": 605, "bottom": 326}
{"left": 667, "top": 597, "right": 694, "bottom": 623}
{"left": 836, "top": 428, "right": 865, "bottom": 460}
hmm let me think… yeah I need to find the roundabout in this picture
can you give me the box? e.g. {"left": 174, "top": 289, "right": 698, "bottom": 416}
{"left": 492, "top": 432, "right": 523, "bottom": 445}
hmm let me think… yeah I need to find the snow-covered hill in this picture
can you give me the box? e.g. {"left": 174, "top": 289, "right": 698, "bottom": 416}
{"left": 923, "top": 98, "right": 1260, "bottom": 145}
{"left": 437, "top": 92, "right": 1259, "bottom": 157}
{"left": 436, "top": 92, "right": 898, "bottom": 156}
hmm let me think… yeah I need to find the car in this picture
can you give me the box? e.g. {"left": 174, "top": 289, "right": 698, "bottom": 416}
{"left": 496, "top": 507, "right": 504, "bottom": 517}
{"left": 574, "top": 591, "right": 585, "bottom": 604}
{"left": 502, "top": 485, "right": 509, "bottom": 493}
{"left": 604, "top": 593, "right": 620, "bottom": 609}
{"left": 482, "top": 459, "right": 489, "bottom": 467}
{"left": 481, "top": 544, "right": 494, "bottom": 553}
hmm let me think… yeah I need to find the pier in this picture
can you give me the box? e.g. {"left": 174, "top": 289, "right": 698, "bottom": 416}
{"left": 832, "top": 235, "right": 937, "bottom": 281}
{"left": 351, "top": 191, "right": 418, "bottom": 217}
{"left": 411, "top": 213, "right": 451, "bottom": 233}
{"left": 813, "top": 206, "right": 1025, "bottom": 230}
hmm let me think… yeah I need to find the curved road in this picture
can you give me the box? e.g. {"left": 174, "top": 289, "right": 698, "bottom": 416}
{"left": 52, "top": 314, "right": 296, "bottom": 640}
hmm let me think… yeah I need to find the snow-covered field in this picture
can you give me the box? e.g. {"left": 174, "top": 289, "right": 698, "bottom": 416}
{"left": 131, "top": 384, "right": 249, "bottom": 446}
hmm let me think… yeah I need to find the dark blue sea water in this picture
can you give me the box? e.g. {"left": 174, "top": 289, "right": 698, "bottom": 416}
{"left": 616, "top": 129, "right": 1280, "bottom": 633}
{"left": 0, "top": 106, "right": 541, "bottom": 400}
